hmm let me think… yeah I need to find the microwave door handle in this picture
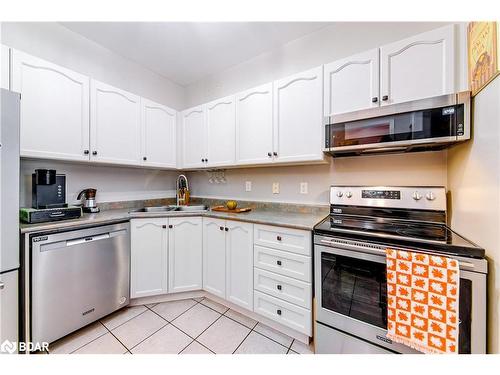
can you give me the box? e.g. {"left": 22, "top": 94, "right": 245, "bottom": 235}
{"left": 66, "top": 233, "right": 110, "bottom": 247}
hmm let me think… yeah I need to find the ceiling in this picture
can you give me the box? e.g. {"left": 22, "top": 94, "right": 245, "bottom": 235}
{"left": 61, "top": 22, "right": 331, "bottom": 86}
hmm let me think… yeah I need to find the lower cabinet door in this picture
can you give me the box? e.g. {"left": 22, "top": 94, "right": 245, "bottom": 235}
{"left": 202, "top": 217, "right": 226, "bottom": 298}
{"left": 226, "top": 220, "right": 254, "bottom": 309}
{"left": 130, "top": 218, "right": 168, "bottom": 298}
{"left": 168, "top": 217, "right": 203, "bottom": 293}
{"left": 254, "top": 290, "right": 311, "bottom": 336}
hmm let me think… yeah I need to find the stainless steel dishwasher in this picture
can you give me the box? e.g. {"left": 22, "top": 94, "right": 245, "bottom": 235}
{"left": 31, "top": 222, "right": 130, "bottom": 344}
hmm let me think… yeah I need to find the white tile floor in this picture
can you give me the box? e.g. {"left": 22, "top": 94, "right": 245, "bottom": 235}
{"left": 48, "top": 297, "right": 314, "bottom": 354}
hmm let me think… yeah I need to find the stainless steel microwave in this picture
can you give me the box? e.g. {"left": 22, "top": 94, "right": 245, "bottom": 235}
{"left": 324, "top": 91, "right": 471, "bottom": 157}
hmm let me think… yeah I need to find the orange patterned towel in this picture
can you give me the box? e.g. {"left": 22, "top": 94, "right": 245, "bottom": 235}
{"left": 386, "top": 249, "right": 460, "bottom": 354}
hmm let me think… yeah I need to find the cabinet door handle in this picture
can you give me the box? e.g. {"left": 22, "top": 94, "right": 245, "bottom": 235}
{"left": 276, "top": 309, "right": 282, "bottom": 316}
{"left": 276, "top": 235, "right": 282, "bottom": 241}
{"left": 277, "top": 285, "right": 282, "bottom": 291}
{"left": 92, "top": 151, "right": 98, "bottom": 156}
{"left": 205, "top": 158, "right": 208, "bottom": 163}
{"left": 143, "top": 156, "right": 147, "bottom": 161}
{"left": 276, "top": 260, "right": 282, "bottom": 266}
{"left": 162, "top": 225, "right": 167, "bottom": 229}
{"left": 371, "top": 97, "right": 378, "bottom": 103}
{"left": 382, "top": 95, "right": 389, "bottom": 101}
{"left": 219, "top": 226, "right": 224, "bottom": 231}
{"left": 0, "top": 282, "right": 5, "bottom": 290}
{"left": 273, "top": 152, "right": 278, "bottom": 157}
{"left": 225, "top": 227, "right": 229, "bottom": 231}
{"left": 267, "top": 152, "right": 272, "bottom": 157}
{"left": 168, "top": 224, "right": 173, "bottom": 229}
{"left": 83, "top": 150, "right": 89, "bottom": 155}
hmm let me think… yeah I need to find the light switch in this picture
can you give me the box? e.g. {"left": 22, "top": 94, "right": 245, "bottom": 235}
{"left": 300, "top": 182, "right": 308, "bottom": 194}
{"left": 245, "top": 181, "right": 252, "bottom": 192}
{"left": 272, "top": 182, "right": 280, "bottom": 194}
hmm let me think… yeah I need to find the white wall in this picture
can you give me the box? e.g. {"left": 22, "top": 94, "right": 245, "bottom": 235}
{"left": 1, "top": 22, "right": 185, "bottom": 109}
{"left": 20, "top": 159, "right": 178, "bottom": 207}
{"left": 447, "top": 76, "right": 500, "bottom": 354}
{"left": 185, "top": 22, "right": 463, "bottom": 107}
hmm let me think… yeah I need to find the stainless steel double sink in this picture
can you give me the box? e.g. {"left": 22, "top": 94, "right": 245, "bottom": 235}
{"left": 131, "top": 205, "right": 209, "bottom": 214}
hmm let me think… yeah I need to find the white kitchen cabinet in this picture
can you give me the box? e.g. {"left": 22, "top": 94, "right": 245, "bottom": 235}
{"left": 130, "top": 218, "right": 168, "bottom": 298}
{"left": 168, "top": 217, "right": 203, "bottom": 293}
{"left": 1, "top": 45, "right": 9, "bottom": 90}
{"left": 273, "top": 66, "right": 324, "bottom": 163}
{"left": 181, "top": 105, "right": 206, "bottom": 168}
{"left": 324, "top": 48, "right": 380, "bottom": 116}
{"left": 235, "top": 83, "right": 274, "bottom": 165}
{"left": 225, "top": 220, "right": 254, "bottom": 310}
{"left": 206, "top": 95, "right": 236, "bottom": 167}
{"left": 202, "top": 218, "right": 226, "bottom": 298}
{"left": 380, "top": 25, "right": 455, "bottom": 105}
{"left": 11, "top": 50, "right": 90, "bottom": 161}
{"left": 90, "top": 80, "right": 141, "bottom": 165}
{"left": 141, "top": 98, "right": 176, "bottom": 168}
{"left": 0, "top": 270, "right": 18, "bottom": 353}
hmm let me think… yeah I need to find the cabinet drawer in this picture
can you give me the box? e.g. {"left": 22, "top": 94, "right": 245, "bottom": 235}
{"left": 254, "top": 245, "right": 311, "bottom": 282}
{"left": 254, "top": 268, "right": 311, "bottom": 309}
{"left": 254, "top": 224, "right": 311, "bottom": 255}
{"left": 254, "top": 290, "right": 311, "bottom": 336}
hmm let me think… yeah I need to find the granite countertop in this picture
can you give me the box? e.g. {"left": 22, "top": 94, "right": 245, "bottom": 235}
{"left": 20, "top": 206, "right": 329, "bottom": 234}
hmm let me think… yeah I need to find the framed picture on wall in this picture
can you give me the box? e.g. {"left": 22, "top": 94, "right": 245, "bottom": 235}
{"left": 468, "top": 21, "right": 499, "bottom": 96}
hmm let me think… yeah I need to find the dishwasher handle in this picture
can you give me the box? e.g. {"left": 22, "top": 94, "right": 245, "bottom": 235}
{"left": 66, "top": 233, "right": 110, "bottom": 247}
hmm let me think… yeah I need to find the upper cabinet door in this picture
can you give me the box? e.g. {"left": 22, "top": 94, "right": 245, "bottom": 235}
{"left": 168, "top": 217, "right": 203, "bottom": 293}
{"left": 206, "top": 95, "right": 236, "bottom": 167}
{"left": 202, "top": 217, "right": 226, "bottom": 299}
{"left": 324, "top": 49, "right": 380, "bottom": 116}
{"left": 141, "top": 98, "right": 176, "bottom": 168}
{"left": 273, "top": 66, "right": 324, "bottom": 163}
{"left": 235, "top": 83, "right": 274, "bottom": 165}
{"left": 225, "top": 220, "right": 254, "bottom": 310}
{"left": 1, "top": 45, "right": 9, "bottom": 90}
{"left": 11, "top": 50, "right": 90, "bottom": 161}
{"left": 90, "top": 80, "right": 141, "bottom": 165}
{"left": 181, "top": 106, "right": 206, "bottom": 169}
{"left": 380, "top": 25, "right": 455, "bottom": 106}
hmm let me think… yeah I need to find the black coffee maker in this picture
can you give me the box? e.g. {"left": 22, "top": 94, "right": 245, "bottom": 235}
{"left": 32, "top": 169, "right": 67, "bottom": 209}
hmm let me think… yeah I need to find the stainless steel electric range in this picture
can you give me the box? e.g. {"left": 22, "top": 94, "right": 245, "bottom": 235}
{"left": 313, "top": 186, "right": 487, "bottom": 354}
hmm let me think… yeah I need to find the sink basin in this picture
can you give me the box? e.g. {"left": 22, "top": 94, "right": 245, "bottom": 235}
{"left": 131, "top": 205, "right": 209, "bottom": 214}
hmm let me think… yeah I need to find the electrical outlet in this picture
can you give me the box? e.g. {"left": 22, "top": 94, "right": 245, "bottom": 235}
{"left": 272, "top": 182, "right": 280, "bottom": 194}
{"left": 245, "top": 181, "right": 252, "bottom": 192}
{"left": 300, "top": 182, "right": 308, "bottom": 194}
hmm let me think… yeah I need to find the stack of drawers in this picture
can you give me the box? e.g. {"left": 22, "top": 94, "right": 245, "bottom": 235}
{"left": 253, "top": 224, "right": 312, "bottom": 336}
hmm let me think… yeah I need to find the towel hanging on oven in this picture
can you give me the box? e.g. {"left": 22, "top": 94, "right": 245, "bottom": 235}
{"left": 385, "top": 249, "right": 460, "bottom": 354}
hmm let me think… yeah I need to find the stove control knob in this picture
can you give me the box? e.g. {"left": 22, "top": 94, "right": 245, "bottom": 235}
{"left": 346, "top": 191, "right": 353, "bottom": 198}
{"left": 336, "top": 191, "right": 343, "bottom": 198}
{"left": 412, "top": 191, "right": 422, "bottom": 201}
{"left": 426, "top": 192, "right": 436, "bottom": 201}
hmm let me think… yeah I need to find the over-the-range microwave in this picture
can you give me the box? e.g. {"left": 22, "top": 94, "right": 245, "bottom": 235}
{"left": 324, "top": 91, "right": 471, "bottom": 157}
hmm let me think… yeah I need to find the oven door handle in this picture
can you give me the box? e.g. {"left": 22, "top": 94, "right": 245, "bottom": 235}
{"left": 320, "top": 239, "right": 387, "bottom": 255}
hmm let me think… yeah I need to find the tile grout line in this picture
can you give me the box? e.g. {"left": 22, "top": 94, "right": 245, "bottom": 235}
{"left": 101, "top": 306, "right": 150, "bottom": 332}
{"left": 61, "top": 325, "right": 110, "bottom": 354}
{"left": 99, "top": 320, "right": 132, "bottom": 354}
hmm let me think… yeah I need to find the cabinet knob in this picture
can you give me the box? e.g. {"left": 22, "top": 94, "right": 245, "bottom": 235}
{"left": 201, "top": 158, "right": 204, "bottom": 162}
{"left": 277, "top": 235, "right": 282, "bottom": 241}
{"left": 372, "top": 97, "right": 378, "bottom": 103}
{"left": 92, "top": 151, "right": 98, "bottom": 156}
{"left": 143, "top": 156, "right": 147, "bottom": 161}
{"left": 0, "top": 282, "right": 4, "bottom": 290}
{"left": 277, "top": 285, "right": 282, "bottom": 291}
{"left": 162, "top": 225, "right": 167, "bottom": 229}
{"left": 84, "top": 150, "right": 89, "bottom": 155}
{"left": 267, "top": 152, "right": 272, "bottom": 157}
{"left": 382, "top": 95, "right": 389, "bottom": 101}
{"left": 205, "top": 158, "right": 208, "bottom": 163}
{"left": 273, "top": 152, "right": 278, "bottom": 157}
{"left": 219, "top": 226, "right": 224, "bottom": 231}
{"left": 225, "top": 227, "right": 229, "bottom": 232}
{"left": 168, "top": 224, "right": 173, "bottom": 228}
{"left": 277, "top": 309, "right": 282, "bottom": 316}
{"left": 276, "top": 260, "right": 282, "bottom": 266}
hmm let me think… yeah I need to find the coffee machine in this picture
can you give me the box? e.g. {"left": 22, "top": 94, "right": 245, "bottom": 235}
{"left": 77, "top": 188, "right": 100, "bottom": 213}
{"left": 32, "top": 169, "right": 67, "bottom": 209}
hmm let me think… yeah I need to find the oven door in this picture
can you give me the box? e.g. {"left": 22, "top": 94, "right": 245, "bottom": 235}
{"left": 314, "top": 240, "right": 486, "bottom": 354}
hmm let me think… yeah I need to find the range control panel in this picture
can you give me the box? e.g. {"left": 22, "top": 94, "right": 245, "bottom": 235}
{"left": 330, "top": 186, "right": 447, "bottom": 211}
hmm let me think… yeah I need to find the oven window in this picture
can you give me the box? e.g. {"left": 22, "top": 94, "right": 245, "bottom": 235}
{"left": 321, "top": 252, "right": 387, "bottom": 329}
